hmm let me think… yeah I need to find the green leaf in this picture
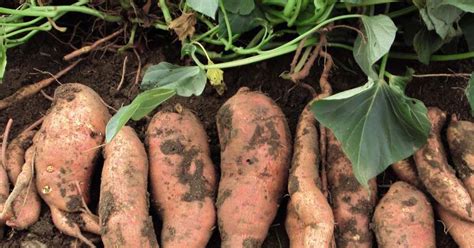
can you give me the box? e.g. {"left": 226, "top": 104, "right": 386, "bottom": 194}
{"left": 417, "top": 0, "right": 463, "bottom": 39}
{"left": 311, "top": 80, "right": 430, "bottom": 186}
{"left": 460, "top": 14, "right": 474, "bottom": 51}
{"left": 440, "top": 0, "right": 474, "bottom": 12}
{"left": 223, "top": 0, "right": 255, "bottom": 15}
{"left": 218, "top": 5, "right": 264, "bottom": 37}
{"left": 0, "top": 42, "right": 6, "bottom": 84}
{"left": 141, "top": 62, "right": 207, "bottom": 97}
{"left": 187, "top": 0, "right": 219, "bottom": 19}
{"left": 387, "top": 68, "right": 415, "bottom": 92}
{"left": 353, "top": 15, "right": 397, "bottom": 80}
{"left": 467, "top": 73, "right": 474, "bottom": 116}
{"left": 413, "top": 28, "right": 444, "bottom": 64}
{"left": 105, "top": 88, "right": 176, "bottom": 143}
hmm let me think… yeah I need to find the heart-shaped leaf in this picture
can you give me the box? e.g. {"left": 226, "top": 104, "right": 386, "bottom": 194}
{"left": 311, "top": 80, "right": 430, "bottom": 186}
{"left": 353, "top": 15, "right": 397, "bottom": 80}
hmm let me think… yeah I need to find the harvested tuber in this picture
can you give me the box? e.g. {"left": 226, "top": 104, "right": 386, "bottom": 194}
{"left": 216, "top": 88, "right": 291, "bottom": 248}
{"left": 414, "top": 107, "right": 474, "bottom": 222}
{"left": 447, "top": 117, "right": 474, "bottom": 200}
{"left": 147, "top": 107, "right": 217, "bottom": 248}
{"left": 3, "top": 83, "right": 110, "bottom": 247}
{"left": 100, "top": 126, "right": 159, "bottom": 248}
{"left": 391, "top": 158, "right": 422, "bottom": 188}
{"left": 373, "top": 181, "right": 435, "bottom": 248}
{"left": 286, "top": 105, "right": 334, "bottom": 248}
{"left": 437, "top": 204, "right": 474, "bottom": 248}
{"left": 4, "top": 130, "right": 41, "bottom": 229}
{"left": 327, "top": 131, "right": 376, "bottom": 248}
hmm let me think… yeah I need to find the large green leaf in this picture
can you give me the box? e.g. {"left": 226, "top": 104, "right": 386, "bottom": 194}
{"left": 440, "top": 0, "right": 474, "bottom": 12}
{"left": 187, "top": 0, "right": 219, "bottom": 19}
{"left": 141, "top": 62, "right": 207, "bottom": 97}
{"left": 353, "top": 15, "right": 397, "bottom": 80}
{"left": 413, "top": 28, "right": 444, "bottom": 64}
{"left": 105, "top": 88, "right": 176, "bottom": 143}
{"left": 0, "top": 42, "right": 6, "bottom": 84}
{"left": 311, "top": 80, "right": 430, "bottom": 186}
{"left": 467, "top": 73, "right": 474, "bottom": 116}
{"left": 223, "top": 0, "right": 255, "bottom": 15}
{"left": 339, "top": 0, "right": 401, "bottom": 5}
{"left": 387, "top": 68, "right": 415, "bottom": 92}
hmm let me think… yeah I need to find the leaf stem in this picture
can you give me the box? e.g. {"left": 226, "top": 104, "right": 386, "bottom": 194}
{"left": 378, "top": 53, "right": 389, "bottom": 79}
{"left": 219, "top": 0, "right": 233, "bottom": 50}
{"left": 159, "top": 0, "right": 173, "bottom": 25}
{"left": 387, "top": 5, "right": 417, "bottom": 18}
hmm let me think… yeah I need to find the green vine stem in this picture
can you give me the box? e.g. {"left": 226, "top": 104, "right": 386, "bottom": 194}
{"left": 219, "top": 0, "right": 233, "bottom": 50}
{"left": 158, "top": 0, "right": 172, "bottom": 25}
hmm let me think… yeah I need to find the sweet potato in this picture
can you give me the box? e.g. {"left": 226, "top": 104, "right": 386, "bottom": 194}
{"left": 8, "top": 83, "right": 110, "bottom": 246}
{"left": 413, "top": 107, "right": 474, "bottom": 221}
{"left": 373, "top": 181, "right": 435, "bottom": 248}
{"left": 437, "top": 204, "right": 474, "bottom": 248}
{"left": 447, "top": 117, "right": 474, "bottom": 200}
{"left": 3, "top": 130, "right": 42, "bottom": 229}
{"left": 285, "top": 200, "right": 305, "bottom": 247}
{"left": 216, "top": 87, "right": 291, "bottom": 247}
{"left": 147, "top": 108, "right": 217, "bottom": 248}
{"left": 100, "top": 126, "right": 159, "bottom": 248}
{"left": 391, "top": 158, "right": 422, "bottom": 188}
{"left": 327, "top": 131, "right": 376, "bottom": 248}
{"left": 287, "top": 105, "right": 334, "bottom": 247}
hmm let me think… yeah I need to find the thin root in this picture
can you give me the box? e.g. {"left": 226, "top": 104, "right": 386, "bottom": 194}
{"left": 116, "top": 56, "right": 129, "bottom": 91}
{"left": 63, "top": 28, "right": 124, "bottom": 61}
{"left": 0, "top": 60, "right": 81, "bottom": 111}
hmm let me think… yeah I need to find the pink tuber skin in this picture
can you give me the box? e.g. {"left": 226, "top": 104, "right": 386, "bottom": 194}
{"left": 216, "top": 87, "right": 292, "bottom": 247}
{"left": 147, "top": 108, "right": 217, "bottom": 248}
{"left": 3, "top": 130, "right": 42, "bottom": 230}
{"left": 100, "top": 126, "right": 159, "bottom": 248}
{"left": 3, "top": 83, "right": 110, "bottom": 247}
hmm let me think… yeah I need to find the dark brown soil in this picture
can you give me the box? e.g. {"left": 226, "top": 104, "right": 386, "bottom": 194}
{"left": 0, "top": 22, "right": 472, "bottom": 247}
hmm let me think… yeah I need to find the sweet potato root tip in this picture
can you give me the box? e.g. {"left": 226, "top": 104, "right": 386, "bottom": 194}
{"left": 100, "top": 126, "right": 159, "bottom": 248}
{"left": 414, "top": 107, "right": 474, "bottom": 221}
{"left": 147, "top": 108, "right": 216, "bottom": 248}
{"left": 327, "top": 131, "right": 376, "bottom": 248}
{"left": 374, "top": 181, "right": 435, "bottom": 248}
{"left": 216, "top": 88, "right": 291, "bottom": 247}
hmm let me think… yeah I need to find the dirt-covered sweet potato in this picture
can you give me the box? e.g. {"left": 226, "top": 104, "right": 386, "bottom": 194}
{"left": 100, "top": 126, "right": 159, "bottom": 248}
{"left": 373, "top": 181, "right": 435, "bottom": 248}
{"left": 10, "top": 83, "right": 110, "bottom": 246}
{"left": 3, "top": 130, "right": 41, "bottom": 230}
{"left": 287, "top": 105, "right": 334, "bottom": 248}
{"left": 447, "top": 117, "right": 474, "bottom": 200}
{"left": 0, "top": 152, "right": 8, "bottom": 238}
{"left": 391, "top": 158, "right": 422, "bottom": 188}
{"left": 216, "top": 87, "right": 291, "bottom": 248}
{"left": 414, "top": 107, "right": 474, "bottom": 222}
{"left": 147, "top": 108, "right": 217, "bottom": 248}
{"left": 437, "top": 204, "right": 474, "bottom": 248}
{"left": 285, "top": 200, "right": 305, "bottom": 248}
{"left": 327, "top": 131, "right": 376, "bottom": 248}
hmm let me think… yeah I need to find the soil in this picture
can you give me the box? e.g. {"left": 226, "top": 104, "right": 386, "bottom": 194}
{"left": 0, "top": 20, "right": 472, "bottom": 247}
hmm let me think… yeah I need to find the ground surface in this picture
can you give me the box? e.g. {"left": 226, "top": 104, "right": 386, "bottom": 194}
{"left": 0, "top": 26, "right": 472, "bottom": 247}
